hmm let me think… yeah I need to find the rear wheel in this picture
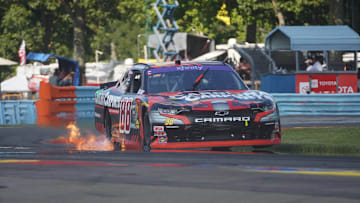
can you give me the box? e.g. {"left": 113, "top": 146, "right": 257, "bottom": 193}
{"left": 104, "top": 110, "right": 120, "bottom": 150}
{"left": 104, "top": 110, "right": 112, "bottom": 141}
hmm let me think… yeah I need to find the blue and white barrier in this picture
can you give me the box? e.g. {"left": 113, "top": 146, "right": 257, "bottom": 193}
{"left": 0, "top": 86, "right": 99, "bottom": 125}
{"left": 1, "top": 91, "right": 360, "bottom": 125}
{"left": 0, "top": 100, "right": 37, "bottom": 125}
{"left": 273, "top": 93, "right": 360, "bottom": 116}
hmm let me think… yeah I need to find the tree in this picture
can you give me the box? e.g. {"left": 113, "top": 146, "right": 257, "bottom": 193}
{"left": 175, "top": 0, "right": 241, "bottom": 44}
{"left": 272, "top": 0, "right": 285, "bottom": 26}
{"left": 60, "top": 0, "right": 87, "bottom": 84}
{"left": 59, "top": 0, "right": 146, "bottom": 83}
{"left": 329, "top": 0, "right": 344, "bottom": 25}
{"left": 0, "top": 0, "right": 351, "bottom": 76}
{"left": 0, "top": 1, "right": 70, "bottom": 59}
{"left": 236, "top": 0, "right": 275, "bottom": 43}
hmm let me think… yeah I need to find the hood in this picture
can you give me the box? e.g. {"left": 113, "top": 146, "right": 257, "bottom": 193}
{"left": 148, "top": 90, "right": 275, "bottom": 111}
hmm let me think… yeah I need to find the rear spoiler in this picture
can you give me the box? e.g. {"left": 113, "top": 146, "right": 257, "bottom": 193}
{"left": 100, "top": 81, "right": 118, "bottom": 89}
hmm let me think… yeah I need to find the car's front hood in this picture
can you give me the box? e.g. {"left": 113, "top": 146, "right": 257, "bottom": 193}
{"left": 147, "top": 90, "right": 275, "bottom": 111}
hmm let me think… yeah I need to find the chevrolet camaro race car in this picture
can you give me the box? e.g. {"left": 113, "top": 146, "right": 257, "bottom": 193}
{"left": 95, "top": 61, "right": 281, "bottom": 151}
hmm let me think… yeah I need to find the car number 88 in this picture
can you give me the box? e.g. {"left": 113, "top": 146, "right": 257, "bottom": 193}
{"left": 119, "top": 97, "right": 133, "bottom": 134}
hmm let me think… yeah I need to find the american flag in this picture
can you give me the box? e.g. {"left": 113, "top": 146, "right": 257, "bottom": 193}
{"left": 18, "top": 40, "right": 26, "bottom": 65}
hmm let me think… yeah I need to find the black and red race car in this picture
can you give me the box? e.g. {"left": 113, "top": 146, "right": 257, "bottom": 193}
{"left": 95, "top": 61, "right": 281, "bottom": 151}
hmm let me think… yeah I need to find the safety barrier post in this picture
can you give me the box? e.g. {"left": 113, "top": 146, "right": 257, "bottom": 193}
{"left": 0, "top": 102, "right": 3, "bottom": 124}
{"left": 35, "top": 82, "right": 98, "bottom": 126}
{"left": 36, "top": 82, "right": 77, "bottom": 126}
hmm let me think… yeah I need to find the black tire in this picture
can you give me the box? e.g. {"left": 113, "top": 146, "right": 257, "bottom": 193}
{"left": 104, "top": 110, "right": 120, "bottom": 151}
{"left": 142, "top": 113, "right": 152, "bottom": 152}
{"left": 104, "top": 109, "right": 112, "bottom": 141}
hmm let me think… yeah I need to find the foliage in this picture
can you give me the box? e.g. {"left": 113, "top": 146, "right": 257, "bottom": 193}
{"left": 0, "top": 0, "right": 356, "bottom": 72}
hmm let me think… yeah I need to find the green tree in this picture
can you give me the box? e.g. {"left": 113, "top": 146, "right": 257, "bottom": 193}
{"left": 88, "top": 0, "right": 149, "bottom": 61}
{"left": 0, "top": 0, "right": 73, "bottom": 60}
{"left": 0, "top": 0, "right": 355, "bottom": 80}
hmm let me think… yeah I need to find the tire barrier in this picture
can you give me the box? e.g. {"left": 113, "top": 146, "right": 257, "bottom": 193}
{"left": 272, "top": 93, "right": 360, "bottom": 116}
{"left": 35, "top": 82, "right": 98, "bottom": 126}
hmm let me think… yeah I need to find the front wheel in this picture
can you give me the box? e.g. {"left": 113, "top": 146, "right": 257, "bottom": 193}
{"left": 142, "top": 113, "right": 152, "bottom": 152}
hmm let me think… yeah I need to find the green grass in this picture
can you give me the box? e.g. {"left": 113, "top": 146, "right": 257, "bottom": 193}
{"left": 233, "top": 126, "right": 360, "bottom": 156}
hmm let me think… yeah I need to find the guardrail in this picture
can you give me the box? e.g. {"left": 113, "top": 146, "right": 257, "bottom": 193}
{"left": 0, "top": 100, "right": 37, "bottom": 125}
{"left": 1, "top": 90, "right": 360, "bottom": 125}
{"left": 272, "top": 93, "right": 360, "bottom": 116}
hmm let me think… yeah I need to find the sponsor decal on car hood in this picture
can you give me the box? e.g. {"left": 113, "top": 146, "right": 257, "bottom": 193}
{"left": 163, "top": 90, "right": 273, "bottom": 102}
{"left": 146, "top": 90, "right": 275, "bottom": 112}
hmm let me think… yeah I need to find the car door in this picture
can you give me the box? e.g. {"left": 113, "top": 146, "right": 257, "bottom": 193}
{"left": 114, "top": 69, "right": 143, "bottom": 148}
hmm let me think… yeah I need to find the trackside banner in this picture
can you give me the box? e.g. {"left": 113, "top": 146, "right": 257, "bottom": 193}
{"left": 296, "top": 73, "right": 358, "bottom": 94}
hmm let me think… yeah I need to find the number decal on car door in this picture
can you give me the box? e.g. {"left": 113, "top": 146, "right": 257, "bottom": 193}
{"left": 119, "top": 97, "right": 133, "bottom": 134}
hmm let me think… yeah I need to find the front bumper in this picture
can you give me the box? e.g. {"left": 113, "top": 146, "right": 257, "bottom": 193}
{"left": 151, "top": 136, "right": 281, "bottom": 149}
{"left": 150, "top": 120, "right": 281, "bottom": 149}
{"left": 149, "top": 109, "right": 281, "bottom": 149}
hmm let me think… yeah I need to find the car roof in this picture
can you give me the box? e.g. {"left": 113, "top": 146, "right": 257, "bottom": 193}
{"left": 132, "top": 61, "right": 227, "bottom": 71}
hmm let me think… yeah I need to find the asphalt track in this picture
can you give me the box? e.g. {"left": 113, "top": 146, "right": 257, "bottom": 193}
{"left": 1, "top": 124, "right": 360, "bottom": 203}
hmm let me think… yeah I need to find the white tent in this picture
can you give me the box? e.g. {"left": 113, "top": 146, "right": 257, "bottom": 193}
{"left": 0, "top": 57, "right": 17, "bottom": 66}
{"left": 0, "top": 75, "right": 30, "bottom": 92}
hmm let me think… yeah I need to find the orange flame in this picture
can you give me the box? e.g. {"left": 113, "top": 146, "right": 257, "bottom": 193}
{"left": 52, "top": 122, "right": 114, "bottom": 151}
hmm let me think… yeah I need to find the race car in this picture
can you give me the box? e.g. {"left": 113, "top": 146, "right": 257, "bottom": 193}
{"left": 94, "top": 61, "right": 281, "bottom": 151}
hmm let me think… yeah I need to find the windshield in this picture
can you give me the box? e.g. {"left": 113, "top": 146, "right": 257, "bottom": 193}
{"left": 146, "top": 67, "right": 248, "bottom": 94}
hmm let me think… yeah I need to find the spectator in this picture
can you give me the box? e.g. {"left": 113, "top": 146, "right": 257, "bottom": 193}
{"left": 49, "top": 69, "right": 60, "bottom": 86}
{"left": 58, "top": 70, "right": 67, "bottom": 81}
{"left": 237, "top": 57, "right": 251, "bottom": 80}
{"left": 305, "top": 59, "right": 312, "bottom": 70}
{"left": 58, "top": 71, "right": 74, "bottom": 86}
{"left": 306, "top": 56, "right": 322, "bottom": 72}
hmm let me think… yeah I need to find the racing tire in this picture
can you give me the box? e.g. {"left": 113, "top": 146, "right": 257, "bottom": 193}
{"left": 104, "top": 109, "right": 112, "bottom": 141}
{"left": 104, "top": 109, "right": 120, "bottom": 151}
{"left": 142, "top": 113, "right": 152, "bottom": 152}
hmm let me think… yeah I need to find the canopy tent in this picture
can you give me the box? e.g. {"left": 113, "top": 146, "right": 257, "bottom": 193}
{"left": 26, "top": 52, "right": 80, "bottom": 85}
{"left": 265, "top": 25, "right": 360, "bottom": 51}
{"left": 0, "top": 57, "right": 17, "bottom": 66}
{"left": 1, "top": 75, "right": 30, "bottom": 92}
{"left": 264, "top": 26, "right": 360, "bottom": 72}
{"left": 147, "top": 32, "right": 215, "bottom": 60}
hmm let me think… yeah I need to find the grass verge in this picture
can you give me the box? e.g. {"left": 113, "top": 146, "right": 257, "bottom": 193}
{"left": 233, "top": 126, "right": 360, "bottom": 156}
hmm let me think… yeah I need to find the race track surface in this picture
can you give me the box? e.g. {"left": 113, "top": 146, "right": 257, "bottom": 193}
{"left": 1, "top": 126, "right": 360, "bottom": 203}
